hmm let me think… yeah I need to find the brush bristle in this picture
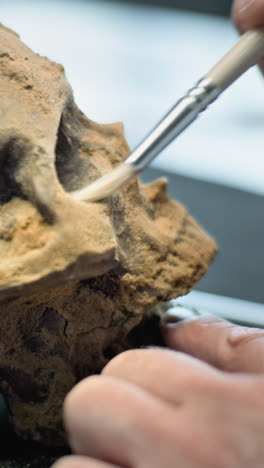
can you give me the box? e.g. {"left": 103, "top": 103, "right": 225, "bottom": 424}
{"left": 70, "top": 163, "right": 136, "bottom": 202}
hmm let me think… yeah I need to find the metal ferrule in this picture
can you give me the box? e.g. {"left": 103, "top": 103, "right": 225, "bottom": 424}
{"left": 126, "top": 77, "right": 221, "bottom": 172}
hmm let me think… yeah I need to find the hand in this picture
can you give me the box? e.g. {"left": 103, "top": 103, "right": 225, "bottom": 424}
{"left": 232, "top": 0, "right": 264, "bottom": 72}
{"left": 52, "top": 315, "right": 264, "bottom": 468}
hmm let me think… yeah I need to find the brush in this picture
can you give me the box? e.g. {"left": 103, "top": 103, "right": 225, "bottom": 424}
{"left": 71, "top": 29, "right": 264, "bottom": 203}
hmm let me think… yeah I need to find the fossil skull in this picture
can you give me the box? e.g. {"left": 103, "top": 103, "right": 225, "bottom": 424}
{"left": 0, "top": 24, "right": 217, "bottom": 445}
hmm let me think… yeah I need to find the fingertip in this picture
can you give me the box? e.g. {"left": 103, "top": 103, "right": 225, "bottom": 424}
{"left": 232, "top": 0, "right": 264, "bottom": 32}
{"left": 103, "top": 349, "right": 137, "bottom": 375}
{"left": 103, "top": 348, "right": 166, "bottom": 378}
{"left": 52, "top": 456, "right": 116, "bottom": 468}
{"left": 64, "top": 376, "right": 99, "bottom": 413}
{"left": 63, "top": 375, "right": 121, "bottom": 455}
{"left": 161, "top": 316, "right": 197, "bottom": 353}
{"left": 63, "top": 376, "right": 103, "bottom": 437}
{"left": 161, "top": 315, "right": 227, "bottom": 352}
{"left": 162, "top": 314, "right": 264, "bottom": 373}
{"left": 51, "top": 456, "right": 77, "bottom": 468}
{"left": 231, "top": 0, "right": 248, "bottom": 33}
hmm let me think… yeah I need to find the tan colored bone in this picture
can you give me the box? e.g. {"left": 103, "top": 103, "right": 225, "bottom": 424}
{"left": 0, "top": 24, "right": 217, "bottom": 445}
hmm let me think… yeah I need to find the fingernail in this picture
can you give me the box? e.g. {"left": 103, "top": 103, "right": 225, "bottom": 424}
{"left": 161, "top": 314, "right": 183, "bottom": 327}
{"left": 161, "top": 313, "right": 218, "bottom": 329}
{"left": 160, "top": 306, "right": 206, "bottom": 328}
{"left": 237, "top": 0, "right": 255, "bottom": 13}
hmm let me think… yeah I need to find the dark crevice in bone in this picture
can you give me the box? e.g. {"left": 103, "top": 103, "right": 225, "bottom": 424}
{"left": 79, "top": 271, "right": 122, "bottom": 298}
{"left": 55, "top": 104, "right": 101, "bottom": 192}
{"left": 127, "top": 314, "right": 165, "bottom": 348}
{"left": 0, "top": 138, "right": 26, "bottom": 205}
{"left": 0, "top": 366, "right": 49, "bottom": 403}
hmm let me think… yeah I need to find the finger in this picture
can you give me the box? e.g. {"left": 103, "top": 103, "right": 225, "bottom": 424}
{"left": 162, "top": 315, "right": 264, "bottom": 373}
{"left": 103, "top": 348, "right": 223, "bottom": 406}
{"left": 232, "top": 0, "right": 264, "bottom": 73}
{"left": 51, "top": 455, "right": 119, "bottom": 468}
{"left": 63, "top": 375, "right": 175, "bottom": 468}
{"left": 232, "top": 0, "right": 264, "bottom": 32}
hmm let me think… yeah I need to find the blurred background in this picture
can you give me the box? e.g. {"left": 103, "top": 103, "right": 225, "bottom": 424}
{"left": 2, "top": 0, "right": 262, "bottom": 194}
{"left": 119, "top": 0, "right": 233, "bottom": 16}
{"left": 1, "top": 0, "right": 264, "bottom": 307}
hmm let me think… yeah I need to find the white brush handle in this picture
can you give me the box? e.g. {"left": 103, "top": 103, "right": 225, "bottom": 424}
{"left": 71, "top": 29, "right": 264, "bottom": 202}
{"left": 207, "top": 29, "right": 264, "bottom": 90}
{"left": 126, "top": 28, "right": 264, "bottom": 171}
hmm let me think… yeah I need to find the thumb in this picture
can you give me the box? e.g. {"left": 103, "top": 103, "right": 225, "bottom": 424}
{"left": 232, "top": 0, "right": 264, "bottom": 73}
{"left": 161, "top": 315, "right": 264, "bottom": 373}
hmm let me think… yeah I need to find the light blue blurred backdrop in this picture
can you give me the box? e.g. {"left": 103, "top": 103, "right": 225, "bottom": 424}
{"left": 1, "top": 0, "right": 264, "bottom": 194}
